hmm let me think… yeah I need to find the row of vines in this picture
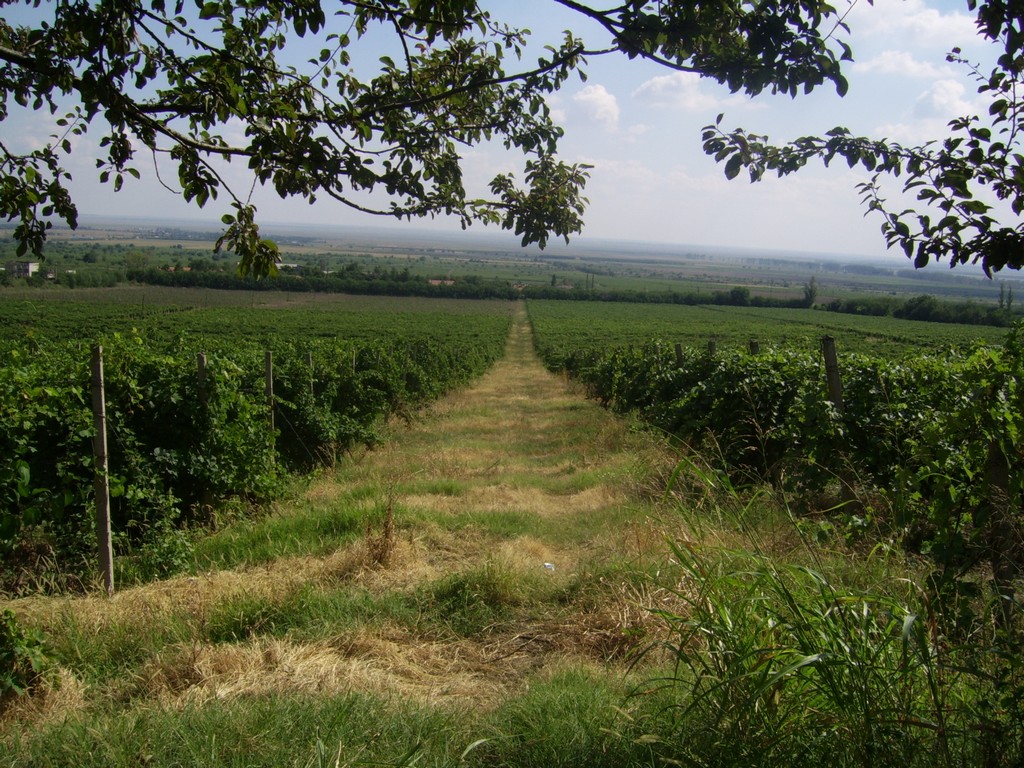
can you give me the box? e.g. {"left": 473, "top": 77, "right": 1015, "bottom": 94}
{"left": 529, "top": 300, "right": 1024, "bottom": 624}
{"left": 1, "top": 311, "right": 510, "bottom": 592}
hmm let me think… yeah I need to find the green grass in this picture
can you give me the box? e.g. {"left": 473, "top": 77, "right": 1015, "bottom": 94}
{"left": 630, "top": 458, "right": 1024, "bottom": 768}
{"left": 1, "top": 692, "right": 458, "bottom": 768}
{"left": 40, "top": 607, "right": 194, "bottom": 684}
{"left": 418, "top": 562, "right": 531, "bottom": 637}
{"left": 202, "top": 585, "right": 418, "bottom": 643}
{"left": 191, "top": 501, "right": 372, "bottom": 571}
{"left": 2, "top": 668, "right": 677, "bottom": 768}
{"left": 472, "top": 667, "right": 665, "bottom": 768}
{"left": 5, "top": 305, "right": 1022, "bottom": 768}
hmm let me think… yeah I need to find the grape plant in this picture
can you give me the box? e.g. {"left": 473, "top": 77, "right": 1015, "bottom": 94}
{"left": 528, "top": 299, "right": 1024, "bottom": 628}
{"left": 0, "top": 298, "right": 511, "bottom": 591}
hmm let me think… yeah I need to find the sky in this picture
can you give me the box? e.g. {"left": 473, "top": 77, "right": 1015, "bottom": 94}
{"left": 4, "top": 0, "right": 1003, "bottom": 265}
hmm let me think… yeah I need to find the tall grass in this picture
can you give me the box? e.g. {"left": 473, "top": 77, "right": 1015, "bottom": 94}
{"left": 641, "top": 457, "right": 1024, "bottom": 767}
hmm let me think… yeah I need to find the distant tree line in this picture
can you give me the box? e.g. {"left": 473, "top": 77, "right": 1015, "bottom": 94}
{"left": 520, "top": 283, "right": 809, "bottom": 309}
{"left": 125, "top": 266, "right": 522, "bottom": 300}
{"left": 124, "top": 268, "right": 1024, "bottom": 326}
{"left": 523, "top": 280, "right": 1020, "bottom": 327}
{"left": 824, "top": 293, "right": 1020, "bottom": 327}
{"left": 7, "top": 258, "right": 1016, "bottom": 328}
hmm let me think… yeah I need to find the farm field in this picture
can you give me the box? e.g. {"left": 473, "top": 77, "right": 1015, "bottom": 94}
{"left": 6, "top": 219, "right": 1022, "bottom": 305}
{"left": 2, "top": 304, "right": 1021, "bottom": 766}
{"left": 0, "top": 306, "right": 674, "bottom": 765}
{"left": 527, "top": 298, "right": 1021, "bottom": 516}
{"left": 0, "top": 286, "right": 512, "bottom": 346}
{"left": 1, "top": 286, "right": 1006, "bottom": 353}
{"left": 526, "top": 298, "right": 1009, "bottom": 361}
{"left": 0, "top": 290, "right": 514, "bottom": 597}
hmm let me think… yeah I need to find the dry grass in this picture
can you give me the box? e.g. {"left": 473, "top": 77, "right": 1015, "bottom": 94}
{"left": 138, "top": 626, "right": 519, "bottom": 709}
{"left": 2, "top": 304, "right": 680, "bottom": 730}
{"left": 401, "top": 483, "right": 625, "bottom": 519}
{"left": 0, "top": 667, "right": 89, "bottom": 725}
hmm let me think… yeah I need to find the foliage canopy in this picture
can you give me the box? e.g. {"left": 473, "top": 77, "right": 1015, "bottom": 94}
{"left": 1, "top": 0, "right": 853, "bottom": 275}
{"left": 703, "top": 0, "right": 1024, "bottom": 274}
{"left": 3, "top": 0, "right": 1019, "bottom": 275}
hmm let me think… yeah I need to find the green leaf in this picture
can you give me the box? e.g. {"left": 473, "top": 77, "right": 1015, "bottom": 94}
{"left": 724, "top": 153, "right": 744, "bottom": 180}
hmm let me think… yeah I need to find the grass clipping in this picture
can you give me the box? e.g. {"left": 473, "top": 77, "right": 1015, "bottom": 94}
{"left": 139, "top": 627, "right": 516, "bottom": 708}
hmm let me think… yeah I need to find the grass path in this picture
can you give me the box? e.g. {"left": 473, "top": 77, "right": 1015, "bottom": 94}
{"left": 212, "top": 301, "right": 673, "bottom": 704}
{"left": 3, "top": 304, "right": 678, "bottom": 760}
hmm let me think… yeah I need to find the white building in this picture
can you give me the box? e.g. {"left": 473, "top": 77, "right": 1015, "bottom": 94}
{"left": 5, "top": 261, "right": 40, "bottom": 278}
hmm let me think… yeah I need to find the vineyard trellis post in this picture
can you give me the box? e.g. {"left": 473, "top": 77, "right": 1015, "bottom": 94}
{"left": 748, "top": 339, "right": 760, "bottom": 355}
{"left": 820, "top": 336, "right": 860, "bottom": 512}
{"left": 265, "top": 350, "right": 275, "bottom": 436}
{"left": 707, "top": 339, "right": 717, "bottom": 357}
{"left": 821, "top": 336, "right": 844, "bottom": 413}
{"left": 674, "top": 343, "right": 684, "bottom": 369}
{"left": 90, "top": 344, "right": 115, "bottom": 596}
{"left": 197, "top": 352, "right": 215, "bottom": 520}
{"left": 197, "top": 352, "right": 208, "bottom": 409}
{"left": 985, "top": 437, "right": 1018, "bottom": 629}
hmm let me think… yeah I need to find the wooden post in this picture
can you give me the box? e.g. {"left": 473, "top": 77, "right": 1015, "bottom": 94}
{"left": 196, "top": 352, "right": 215, "bottom": 522}
{"left": 265, "top": 350, "right": 274, "bottom": 433}
{"left": 91, "top": 345, "right": 115, "bottom": 596}
{"left": 748, "top": 339, "right": 760, "bottom": 355}
{"left": 674, "top": 343, "right": 684, "bottom": 369}
{"left": 707, "top": 339, "right": 717, "bottom": 357}
{"left": 197, "top": 352, "right": 208, "bottom": 409}
{"left": 306, "top": 350, "right": 314, "bottom": 396}
{"left": 985, "top": 439, "right": 1017, "bottom": 629}
{"left": 821, "top": 336, "right": 858, "bottom": 510}
{"left": 821, "top": 336, "right": 844, "bottom": 413}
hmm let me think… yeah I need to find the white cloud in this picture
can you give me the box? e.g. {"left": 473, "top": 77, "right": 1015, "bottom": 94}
{"left": 871, "top": 120, "right": 937, "bottom": 144}
{"left": 545, "top": 94, "right": 568, "bottom": 125}
{"left": 572, "top": 84, "right": 620, "bottom": 130}
{"left": 914, "top": 78, "right": 980, "bottom": 119}
{"left": 631, "top": 71, "right": 739, "bottom": 111}
{"left": 575, "top": 154, "right": 885, "bottom": 255}
{"left": 852, "top": 50, "right": 953, "bottom": 78}
{"left": 871, "top": 79, "right": 983, "bottom": 143}
{"left": 848, "top": 0, "right": 982, "bottom": 51}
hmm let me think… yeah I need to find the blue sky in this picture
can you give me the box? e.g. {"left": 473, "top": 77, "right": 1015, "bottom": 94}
{"left": 6, "top": 0, "right": 1001, "bottom": 264}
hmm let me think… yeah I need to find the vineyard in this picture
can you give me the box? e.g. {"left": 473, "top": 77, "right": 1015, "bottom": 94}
{"left": 5, "top": 292, "right": 1019, "bottom": 596}
{"left": 0, "top": 287, "right": 511, "bottom": 344}
{"left": 2, "top": 293, "right": 1024, "bottom": 766}
{"left": 528, "top": 299, "right": 1024, "bottom": 625}
{"left": 526, "top": 300, "right": 1010, "bottom": 361}
{"left": 1, "top": 292, "right": 512, "bottom": 591}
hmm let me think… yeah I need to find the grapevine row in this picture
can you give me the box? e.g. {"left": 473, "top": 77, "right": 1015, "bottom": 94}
{"left": 1, "top": 328, "right": 507, "bottom": 588}
{"left": 530, "top": 301, "right": 1024, "bottom": 614}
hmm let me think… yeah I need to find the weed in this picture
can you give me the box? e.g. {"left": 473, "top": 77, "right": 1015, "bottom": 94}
{"left": 0, "top": 609, "right": 49, "bottom": 703}
{"left": 644, "top": 455, "right": 1024, "bottom": 767}
{"left": 364, "top": 501, "right": 395, "bottom": 567}
{"left": 472, "top": 666, "right": 658, "bottom": 768}
{"left": 422, "top": 562, "right": 525, "bottom": 637}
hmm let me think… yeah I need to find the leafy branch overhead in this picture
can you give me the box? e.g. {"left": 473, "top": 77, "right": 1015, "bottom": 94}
{"left": 702, "top": 5, "right": 1024, "bottom": 275}
{"left": 1, "top": 0, "right": 853, "bottom": 276}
